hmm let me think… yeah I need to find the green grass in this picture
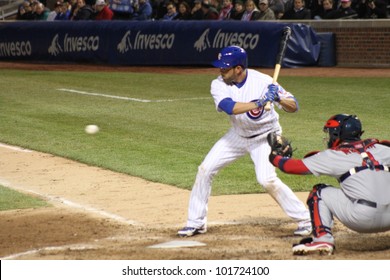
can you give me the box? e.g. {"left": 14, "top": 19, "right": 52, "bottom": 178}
{"left": 0, "top": 68, "right": 388, "bottom": 195}
{"left": 0, "top": 185, "right": 49, "bottom": 211}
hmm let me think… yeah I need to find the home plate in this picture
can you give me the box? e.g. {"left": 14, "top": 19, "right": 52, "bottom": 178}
{"left": 148, "top": 240, "right": 206, "bottom": 249}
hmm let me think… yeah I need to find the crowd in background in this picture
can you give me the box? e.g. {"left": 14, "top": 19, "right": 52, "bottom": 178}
{"left": 16, "top": 0, "right": 389, "bottom": 21}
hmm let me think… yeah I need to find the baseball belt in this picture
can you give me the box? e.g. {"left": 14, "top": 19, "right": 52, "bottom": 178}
{"left": 356, "top": 199, "right": 377, "bottom": 208}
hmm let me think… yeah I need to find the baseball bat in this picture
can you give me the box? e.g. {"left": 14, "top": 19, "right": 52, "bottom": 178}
{"left": 264, "top": 26, "right": 292, "bottom": 111}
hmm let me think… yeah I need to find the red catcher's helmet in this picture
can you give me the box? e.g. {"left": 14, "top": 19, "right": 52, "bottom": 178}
{"left": 323, "top": 114, "right": 363, "bottom": 148}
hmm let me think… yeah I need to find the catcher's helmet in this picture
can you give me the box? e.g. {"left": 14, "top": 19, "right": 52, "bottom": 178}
{"left": 323, "top": 114, "right": 363, "bottom": 148}
{"left": 212, "top": 46, "right": 248, "bottom": 69}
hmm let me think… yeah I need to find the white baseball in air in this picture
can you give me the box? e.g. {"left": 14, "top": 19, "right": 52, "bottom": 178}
{"left": 85, "top": 124, "right": 100, "bottom": 134}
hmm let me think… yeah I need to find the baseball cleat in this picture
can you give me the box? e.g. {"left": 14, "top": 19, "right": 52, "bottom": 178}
{"left": 177, "top": 227, "right": 207, "bottom": 237}
{"left": 292, "top": 241, "right": 335, "bottom": 256}
{"left": 294, "top": 223, "right": 313, "bottom": 236}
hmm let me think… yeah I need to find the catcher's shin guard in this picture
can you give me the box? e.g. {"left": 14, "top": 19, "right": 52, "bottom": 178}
{"left": 307, "top": 184, "right": 332, "bottom": 238}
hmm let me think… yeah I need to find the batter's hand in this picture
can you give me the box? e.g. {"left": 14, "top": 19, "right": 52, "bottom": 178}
{"left": 265, "top": 84, "right": 280, "bottom": 102}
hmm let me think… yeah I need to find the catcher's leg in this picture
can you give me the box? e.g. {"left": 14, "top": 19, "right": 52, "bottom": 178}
{"left": 307, "top": 183, "right": 334, "bottom": 239}
{"left": 292, "top": 184, "right": 335, "bottom": 255}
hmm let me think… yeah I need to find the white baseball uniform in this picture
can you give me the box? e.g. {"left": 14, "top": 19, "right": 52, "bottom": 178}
{"left": 185, "top": 69, "right": 310, "bottom": 229}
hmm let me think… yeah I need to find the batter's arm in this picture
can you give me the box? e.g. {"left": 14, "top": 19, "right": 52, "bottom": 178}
{"left": 230, "top": 98, "right": 297, "bottom": 115}
{"left": 232, "top": 102, "right": 260, "bottom": 115}
{"left": 279, "top": 97, "right": 298, "bottom": 113}
{"left": 218, "top": 98, "right": 259, "bottom": 115}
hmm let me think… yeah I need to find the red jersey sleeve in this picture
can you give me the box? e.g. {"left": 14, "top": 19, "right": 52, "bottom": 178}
{"left": 272, "top": 155, "right": 311, "bottom": 175}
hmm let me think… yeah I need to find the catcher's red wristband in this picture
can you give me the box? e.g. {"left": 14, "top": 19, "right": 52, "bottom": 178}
{"left": 272, "top": 155, "right": 310, "bottom": 174}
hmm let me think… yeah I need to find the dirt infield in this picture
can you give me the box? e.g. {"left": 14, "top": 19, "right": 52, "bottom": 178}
{"left": 1, "top": 62, "right": 390, "bottom": 260}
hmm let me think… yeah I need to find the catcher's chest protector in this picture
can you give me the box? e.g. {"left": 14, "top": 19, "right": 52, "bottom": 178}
{"left": 336, "top": 139, "right": 390, "bottom": 182}
{"left": 335, "top": 139, "right": 379, "bottom": 168}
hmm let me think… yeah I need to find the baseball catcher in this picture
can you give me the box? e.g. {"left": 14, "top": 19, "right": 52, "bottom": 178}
{"left": 268, "top": 114, "right": 390, "bottom": 255}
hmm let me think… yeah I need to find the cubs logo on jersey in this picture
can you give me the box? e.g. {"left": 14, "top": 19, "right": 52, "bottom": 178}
{"left": 247, "top": 99, "right": 264, "bottom": 120}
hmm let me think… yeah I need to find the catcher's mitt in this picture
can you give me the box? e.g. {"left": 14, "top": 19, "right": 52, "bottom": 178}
{"left": 267, "top": 132, "right": 293, "bottom": 158}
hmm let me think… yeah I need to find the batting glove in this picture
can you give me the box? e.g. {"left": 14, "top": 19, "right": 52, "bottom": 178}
{"left": 255, "top": 99, "right": 267, "bottom": 108}
{"left": 265, "top": 84, "right": 280, "bottom": 102}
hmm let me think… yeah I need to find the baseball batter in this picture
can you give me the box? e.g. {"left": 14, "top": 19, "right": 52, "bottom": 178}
{"left": 178, "top": 45, "right": 311, "bottom": 237}
{"left": 269, "top": 114, "right": 390, "bottom": 255}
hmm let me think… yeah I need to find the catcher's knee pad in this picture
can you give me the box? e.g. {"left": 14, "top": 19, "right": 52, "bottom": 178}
{"left": 307, "top": 183, "right": 329, "bottom": 204}
{"left": 307, "top": 184, "right": 332, "bottom": 237}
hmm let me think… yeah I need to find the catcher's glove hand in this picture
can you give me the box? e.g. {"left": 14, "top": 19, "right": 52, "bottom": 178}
{"left": 267, "top": 132, "right": 293, "bottom": 162}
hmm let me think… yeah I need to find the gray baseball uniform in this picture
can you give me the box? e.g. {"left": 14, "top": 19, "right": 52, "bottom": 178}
{"left": 303, "top": 140, "right": 390, "bottom": 240}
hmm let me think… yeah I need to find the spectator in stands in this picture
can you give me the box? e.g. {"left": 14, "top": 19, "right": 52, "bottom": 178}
{"left": 314, "top": 0, "right": 337, "bottom": 19}
{"left": 45, "top": 0, "right": 54, "bottom": 8}
{"left": 191, "top": 0, "right": 204, "bottom": 19}
{"left": 29, "top": 0, "right": 39, "bottom": 16}
{"left": 356, "top": 0, "right": 388, "bottom": 18}
{"left": 218, "top": 0, "right": 233, "bottom": 19}
{"left": 131, "top": 0, "right": 153, "bottom": 20}
{"left": 173, "top": 1, "right": 192, "bottom": 19}
{"left": 95, "top": 0, "right": 114, "bottom": 19}
{"left": 153, "top": 0, "right": 168, "bottom": 19}
{"left": 241, "top": 0, "right": 261, "bottom": 20}
{"left": 229, "top": 0, "right": 245, "bottom": 19}
{"left": 308, "top": 0, "right": 323, "bottom": 18}
{"left": 210, "top": 0, "right": 222, "bottom": 12}
{"left": 201, "top": 1, "right": 219, "bottom": 19}
{"left": 53, "top": 1, "right": 72, "bottom": 20}
{"left": 47, "top": 1, "right": 60, "bottom": 20}
{"left": 257, "top": 0, "right": 276, "bottom": 19}
{"left": 72, "top": 0, "right": 94, "bottom": 19}
{"left": 69, "top": 0, "right": 78, "bottom": 17}
{"left": 161, "top": 2, "right": 178, "bottom": 19}
{"left": 47, "top": 0, "right": 70, "bottom": 21}
{"left": 268, "top": 0, "right": 285, "bottom": 18}
{"left": 283, "top": 0, "right": 294, "bottom": 14}
{"left": 17, "top": 1, "right": 36, "bottom": 20}
{"left": 109, "top": 0, "right": 134, "bottom": 19}
{"left": 331, "top": 0, "right": 358, "bottom": 18}
{"left": 281, "top": 0, "right": 311, "bottom": 19}
{"left": 35, "top": 1, "right": 50, "bottom": 19}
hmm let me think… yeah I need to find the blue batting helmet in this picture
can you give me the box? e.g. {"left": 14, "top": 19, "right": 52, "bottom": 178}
{"left": 212, "top": 46, "right": 248, "bottom": 69}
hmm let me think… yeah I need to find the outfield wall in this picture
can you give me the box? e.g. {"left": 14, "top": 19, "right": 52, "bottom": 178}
{"left": 0, "top": 21, "right": 322, "bottom": 68}
{"left": 2, "top": 19, "right": 387, "bottom": 68}
{"left": 290, "top": 19, "right": 390, "bottom": 68}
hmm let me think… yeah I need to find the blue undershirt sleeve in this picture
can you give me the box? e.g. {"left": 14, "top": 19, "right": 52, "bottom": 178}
{"left": 218, "top": 98, "right": 236, "bottom": 115}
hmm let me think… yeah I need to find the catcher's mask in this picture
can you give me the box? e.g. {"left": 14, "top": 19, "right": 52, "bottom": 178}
{"left": 212, "top": 46, "right": 248, "bottom": 69}
{"left": 323, "top": 114, "right": 363, "bottom": 148}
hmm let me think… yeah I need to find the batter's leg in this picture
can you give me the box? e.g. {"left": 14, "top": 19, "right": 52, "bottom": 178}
{"left": 186, "top": 129, "right": 247, "bottom": 229}
{"left": 250, "top": 137, "right": 311, "bottom": 222}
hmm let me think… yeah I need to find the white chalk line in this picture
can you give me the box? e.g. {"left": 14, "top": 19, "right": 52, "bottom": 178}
{"left": 1, "top": 234, "right": 159, "bottom": 260}
{"left": 0, "top": 179, "right": 141, "bottom": 226}
{"left": 0, "top": 143, "right": 32, "bottom": 153}
{"left": 0, "top": 149, "right": 289, "bottom": 258}
{"left": 1, "top": 244, "right": 100, "bottom": 260}
{"left": 57, "top": 88, "right": 209, "bottom": 103}
{"left": 0, "top": 178, "right": 144, "bottom": 259}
